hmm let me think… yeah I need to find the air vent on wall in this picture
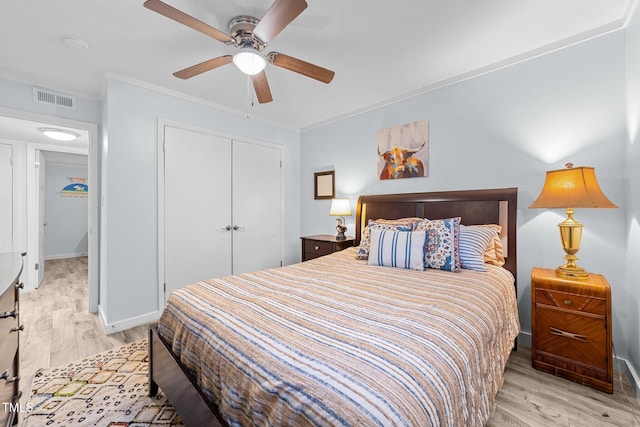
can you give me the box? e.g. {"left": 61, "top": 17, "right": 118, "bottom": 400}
{"left": 32, "top": 87, "right": 77, "bottom": 110}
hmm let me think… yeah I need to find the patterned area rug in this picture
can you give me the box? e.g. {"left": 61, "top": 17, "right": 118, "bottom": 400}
{"left": 24, "top": 339, "right": 183, "bottom": 426}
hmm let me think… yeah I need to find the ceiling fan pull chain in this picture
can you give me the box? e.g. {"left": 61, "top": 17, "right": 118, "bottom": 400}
{"left": 248, "top": 75, "right": 255, "bottom": 108}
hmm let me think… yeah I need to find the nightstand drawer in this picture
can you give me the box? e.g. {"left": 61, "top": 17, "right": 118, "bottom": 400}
{"left": 304, "top": 240, "right": 334, "bottom": 256}
{"left": 534, "top": 305, "right": 607, "bottom": 370}
{"left": 535, "top": 289, "right": 606, "bottom": 316}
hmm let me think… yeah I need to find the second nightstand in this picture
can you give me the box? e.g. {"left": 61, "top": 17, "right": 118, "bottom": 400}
{"left": 301, "top": 235, "right": 355, "bottom": 261}
{"left": 531, "top": 267, "right": 613, "bottom": 393}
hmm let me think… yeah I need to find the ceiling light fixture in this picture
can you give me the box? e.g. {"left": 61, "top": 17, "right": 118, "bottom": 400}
{"left": 232, "top": 47, "right": 267, "bottom": 76}
{"left": 39, "top": 128, "right": 80, "bottom": 142}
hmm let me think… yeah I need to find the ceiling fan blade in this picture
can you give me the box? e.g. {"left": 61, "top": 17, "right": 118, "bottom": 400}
{"left": 267, "top": 52, "right": 334, "bottom": 84}
{"left": 252, "top": 71, "right": 273, "bottom": 103}
{"left": 253, "top": 0, "right": 308, "bottom": 43}
{"left": 144, "top": 0, "right": 232, "bottom": 43}
{"left": 173, "top": 55, "right": 233, "bottom": 79}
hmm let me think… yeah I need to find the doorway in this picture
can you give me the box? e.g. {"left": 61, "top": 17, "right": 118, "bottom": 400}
{"left": 0, "top": 107, "right": 99, "bottom": 313}
{"left": 41, "top": 151, "right": 89, "bottom": 265}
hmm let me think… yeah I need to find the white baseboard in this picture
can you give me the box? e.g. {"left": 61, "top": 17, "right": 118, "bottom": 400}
{"left": 98, "top": 305, "right": 161, "bottom": 335}
{"left": 617, "top": 356, "right": 640, "bottom": 401}
{"left": 44, "top": 252, "right": 87, "bottom": 260}
{"left": 517, "top": 331, "right": 532, "bottom": 348}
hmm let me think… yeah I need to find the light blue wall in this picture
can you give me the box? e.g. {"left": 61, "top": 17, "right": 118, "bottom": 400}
{"left": 625, "top": 5, "right": 640, "bottom": 380}
{"left": 301, "top": 32, "right": 629, "bottom": 358}
{"left": 44, "top": 161, "right": 88, "bottom": 259}
{"left": 101, "top": 78, "right": 300, "bottom": 328}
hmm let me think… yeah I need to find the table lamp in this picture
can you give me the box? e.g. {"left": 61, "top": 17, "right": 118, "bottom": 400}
{"left": 329, "top": 198, "right": 352, "bottom": 241}
{"left": 529, "top": 163, "right": 617, "bottom": 278}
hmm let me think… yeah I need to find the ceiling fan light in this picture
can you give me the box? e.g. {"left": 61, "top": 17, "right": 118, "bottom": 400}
{"left": 233, "top": 48, "right": 267, "bottom": 76}
{"left": 39, "top": 127, "right": 79, "bottom": 141}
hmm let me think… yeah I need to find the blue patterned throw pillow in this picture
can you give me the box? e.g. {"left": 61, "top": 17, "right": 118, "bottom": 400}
{"left": 356, "top": 221, "right": 414, "bottom": 260}
{"left": 368, "top": 229, "right": 427, "bottom": 270}
{"left": 414, "top": 217, "right": 461, "bottom": 272}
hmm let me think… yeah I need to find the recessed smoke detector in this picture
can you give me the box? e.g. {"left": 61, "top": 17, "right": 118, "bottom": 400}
{"left": 62, "top": 36, "right": 89, "bottom": 50}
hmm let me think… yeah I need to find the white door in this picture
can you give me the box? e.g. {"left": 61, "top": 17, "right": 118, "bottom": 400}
{"left": 232, "top": 140, "right": 282, "bottom": 274}
{"left": 36, "top": 150, "right": 46, "bottom": 285}
{"left": 164, "top": 126, "right": 232, "bottom": 299}
{"left": 0, "top": 144, "right": 12, "bottom": 252}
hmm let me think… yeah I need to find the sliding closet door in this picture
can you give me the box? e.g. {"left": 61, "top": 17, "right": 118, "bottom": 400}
{"left": 232, "top": 140, "right": 282, "bottom": 274}
{"left": 164, "top": 126, "right": 232, "bottom": 298}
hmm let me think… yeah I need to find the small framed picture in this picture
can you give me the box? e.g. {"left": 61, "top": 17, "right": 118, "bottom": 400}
{"left": 314, "top": 170, "right": 335, "bottom": 200}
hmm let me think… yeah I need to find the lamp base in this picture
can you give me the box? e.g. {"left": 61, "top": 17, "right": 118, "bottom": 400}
{"left": 555, "top": 264, "right": 589, "bottom": 279}
{"left": 335, "top": 217, "right": 347, "bottom": 241}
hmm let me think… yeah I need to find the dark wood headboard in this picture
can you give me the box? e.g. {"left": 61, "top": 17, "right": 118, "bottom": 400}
{"left": 355, "top": 188, "right": 518, "bottom": 280}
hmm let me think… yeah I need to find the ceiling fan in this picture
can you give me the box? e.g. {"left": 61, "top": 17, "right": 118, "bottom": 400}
{"left": 143, "top": 0, "right": 335, "bottom": 104}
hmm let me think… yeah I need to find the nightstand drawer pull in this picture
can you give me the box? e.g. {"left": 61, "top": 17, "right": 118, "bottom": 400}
{"left": 314, "top": 246, "right": 320, "bottom": 251}
{"left": 563, "top": 299, "right": 573, "bottom": 306}
{"left": 550, "top": 327, "right": 587, "bottom": 342}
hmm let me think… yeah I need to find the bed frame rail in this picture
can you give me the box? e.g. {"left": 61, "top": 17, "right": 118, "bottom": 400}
{"left": 149, "top": 325, "right": 226, "bottom": 427}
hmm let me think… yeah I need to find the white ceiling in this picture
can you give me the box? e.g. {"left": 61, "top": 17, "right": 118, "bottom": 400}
{"left": 0, "top": 0, "right": 635, "bottom": 134}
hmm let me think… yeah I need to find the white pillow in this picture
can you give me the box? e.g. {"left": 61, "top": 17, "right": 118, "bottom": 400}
{"left": 368, "top": 229, "right": 426, "bottom": 270}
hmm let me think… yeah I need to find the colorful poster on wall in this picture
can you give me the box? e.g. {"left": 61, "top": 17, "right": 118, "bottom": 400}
{"left": 377, "top": 119, "right": 429, "bottom": 180}
{"left": 62, "top": 177, "right": 88, "bottom": 197}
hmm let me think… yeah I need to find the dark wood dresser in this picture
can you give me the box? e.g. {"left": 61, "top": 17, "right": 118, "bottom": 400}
{"left": 301, "top": 235, "right": 355, "bottom": 261}
{"left": 531, "top": 267, "right": 612, "bottom": 393}
{"left": 0, "top": 253, "right": 24, "bottom": 426}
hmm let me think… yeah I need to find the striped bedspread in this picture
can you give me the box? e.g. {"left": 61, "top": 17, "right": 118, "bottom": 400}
{"left": 157, "top": 247, "right": 520, "bottom": 427}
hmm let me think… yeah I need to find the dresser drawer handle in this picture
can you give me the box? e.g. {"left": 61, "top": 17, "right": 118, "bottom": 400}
{"left": 563, "top": 299, "right": 573, "bottom": 306}
{"left": 550, "top": 327, "right": 587, "bottom": 342}
{"left": 315, "top": 246, "right": 320, "bottom": 251}
{"left": 10, "top": 325, "right": 24, "bottom": 333}
{"left": 4, "top": 375, "right": 19, "bottom": 384}
{"left": 0, "top": 310, "right": 18, "bottom": 319}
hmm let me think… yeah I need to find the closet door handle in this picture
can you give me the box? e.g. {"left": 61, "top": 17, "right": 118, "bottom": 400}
{"left": 233, "top": 225, "right": 245, "bottom": 231}
{"left": 222, "top": 225, "right": 232, "bottom": 231}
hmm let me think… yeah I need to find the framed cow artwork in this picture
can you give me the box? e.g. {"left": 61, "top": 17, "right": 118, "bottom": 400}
{"left": 377, "top": 119, "right": 429, "bottom": 180}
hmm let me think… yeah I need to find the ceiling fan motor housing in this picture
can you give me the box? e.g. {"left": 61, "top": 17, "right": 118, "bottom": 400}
{"left": 228, "top": 15, "right": 265, "bottom": 50}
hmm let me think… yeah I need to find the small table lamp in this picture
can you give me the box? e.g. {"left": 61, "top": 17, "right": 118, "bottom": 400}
{"left": 329, "top": 198, "right": 352, "bottom": 241}
{"left": 529, "top": 163, "right": 617, "bottom": 278}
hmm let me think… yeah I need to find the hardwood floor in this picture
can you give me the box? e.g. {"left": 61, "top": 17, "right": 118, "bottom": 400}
{"left": 19, "top": 257, "right": 147, "bottom": 392}
{"left": 18, "top": 257, "right": 640, "bottom": 426}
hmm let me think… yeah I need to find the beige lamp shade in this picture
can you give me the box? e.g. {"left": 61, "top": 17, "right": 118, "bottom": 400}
{"left": 329, "top": 198, "right": 352, "bottom": 216}
{"left": 529, "top": 163, "right": 616, "bottom": 278}
{"left": 529, "top": 165, "right": 617, "bottom": 209}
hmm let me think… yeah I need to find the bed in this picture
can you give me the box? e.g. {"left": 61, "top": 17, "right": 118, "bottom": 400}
{"left": 149, "top": 187, "right": 520, "bottom": 426}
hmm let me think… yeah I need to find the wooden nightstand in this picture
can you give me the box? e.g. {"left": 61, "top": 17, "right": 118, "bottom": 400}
{"left": 531, "top": 267, "right": 612, "bottom": 393}
{"left": 301, "top": 235, "right": 355, "bottom": 261}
